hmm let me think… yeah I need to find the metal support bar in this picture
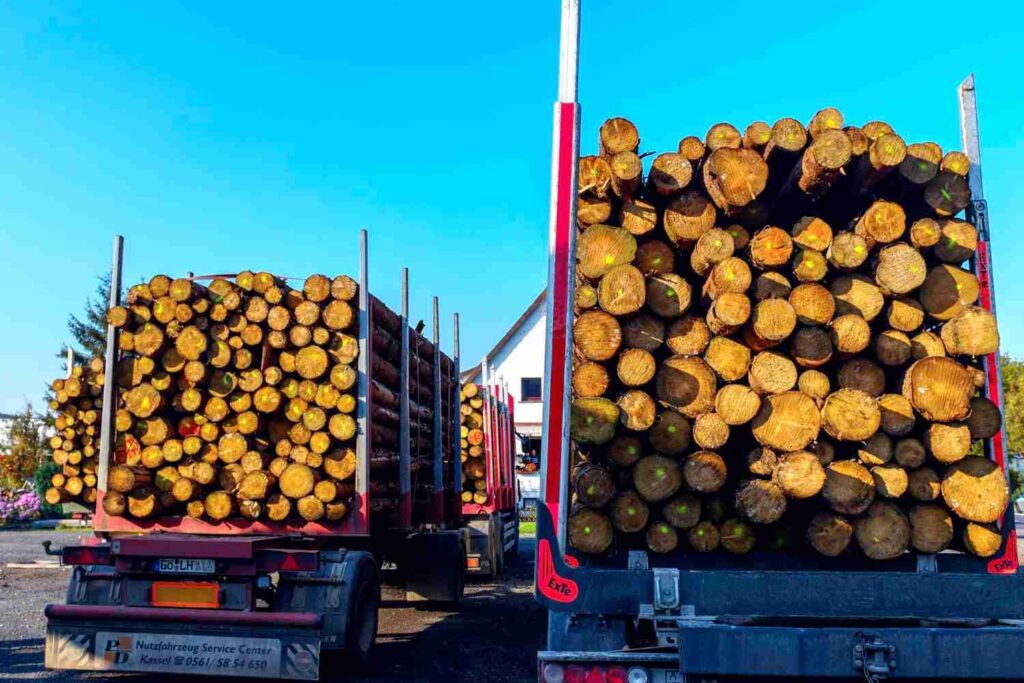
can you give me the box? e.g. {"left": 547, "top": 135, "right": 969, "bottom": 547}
{"left": 540, "top": 0, "right": 581, "bottom": 553}
{"left": 399, "top": 269, "right": 412, "bottom": 527}
{"left": 354, "top": 229, "right": 371, "bottom": 533}
{"left": 958, "top": 74, "right": 1018, "bottom": 574}
{"left": 432, "top": 296, "right": 445, "bottom": 522}
{"left": 453, "top": 313, "right": 462, "bottom": 503}
{"left": 66, "top": 347, "right": 75, "bottom": 377}
{"left": 97, "top": 235, "right": 124, "bottom": 498}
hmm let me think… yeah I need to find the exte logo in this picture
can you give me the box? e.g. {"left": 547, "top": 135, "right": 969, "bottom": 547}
{"left": 536, "top": 538, "right": 579, "bottom": 603}
{"left": 103, "top": 636, "right": 133, "bottom": 665}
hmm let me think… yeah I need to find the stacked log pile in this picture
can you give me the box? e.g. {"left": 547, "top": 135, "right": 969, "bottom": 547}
{"left": 45, "top": 359, "right": 105, "bottom": 507}
{"left": 569, "top": 112, "right": 1007, "bottom": 561}
{"left": 460, "top": 382, "right": 489, "bottom": 505}
{"left": 102, "top": 272, "right": 361, "bottom": 523}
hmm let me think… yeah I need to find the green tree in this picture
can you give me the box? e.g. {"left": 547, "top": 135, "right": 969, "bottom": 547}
{"left": 0, "top": 403, "right": 47, "bottom": 486}
{"left": 33, "top": 459, "right": 63, "bottom": 517}
{"left": 58, "top": 274, "right": 113, "bottom": 372}
{"left": 1000, "top": 354, "right": 1024, "bottom": 455}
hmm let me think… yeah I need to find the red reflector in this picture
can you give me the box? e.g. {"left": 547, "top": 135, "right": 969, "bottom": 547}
{"left": 151, "top": 581, "right": 220, "bottom": 609}
{"left": 585, "top": 666, "right": 606, "bottom": 683}
{"left": 606, "top": 667, "right": 627, "bottom": 683}
{"left": 62, "top": 546, "right": 112, "bottom": 566}
{"left": 467, "top": 557, "right": 481, "bottom": 569}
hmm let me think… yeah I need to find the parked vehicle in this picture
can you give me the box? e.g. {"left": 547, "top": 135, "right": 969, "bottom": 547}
{"left": 44, "top": 230, "right": 467, "bottom": 681}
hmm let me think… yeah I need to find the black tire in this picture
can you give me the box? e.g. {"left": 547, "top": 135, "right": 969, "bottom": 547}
{"left": 320, "top": 554, "right": 379, "bottom": 679}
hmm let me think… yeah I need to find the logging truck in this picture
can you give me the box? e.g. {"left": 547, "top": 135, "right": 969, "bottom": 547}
{"left": 460, "top": 376, "right": 520, "bottom": 578}
{"left": 44, "top": 231, "right": 469, "bottom": 680}
{"left": 534, "top": 3, "right": 1024, "bottom": 681}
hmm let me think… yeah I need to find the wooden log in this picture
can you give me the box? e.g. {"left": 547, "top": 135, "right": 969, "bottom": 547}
{"left": 808, "top": 512, "right": 853, "bottom": 556}
{"left": 578, "top": 195, "right": 612, "bottom": 226}
{"left": 750, "top": 391, "right": 820, "bottom": 452}
{"left": 924, "top": 171, "right": 970, "bottom": 217}
{"left": 735, "top": 479, "right": 786, "bottom": 524}
{"left": 609, "top": 151, "right": 643, "bottom": 198}
{"left": 677, "top": 135, "right": 705, "bottom": 162}
{"left": 611, "top": 491, "right": 649, "bottom": 533}
{"left": 941, "top": 306, "right": 999, "bottom": 357}
{"left": 646, "top": 273, "right": 692, "bottom": 318}
{"left": 822, "top": 389, "right": 880, "bottom": 441}
{"left": 874, "top": 243, "right": 926, "bottom": 296}
{"left": 690, "top": 228, "right": 734, "bottom": 276}
{"left": 622, "top": 313, "right": 665, "bottom": 352}
{"left": 646, "top": 522, "right": 679, "bottom": 554}
{"left": 963, "top": 522, "right": 1002, "bottom": 558}
{"left": 781, "top": 129, "right": 852, "bottom": 201}
{"left": 851, "top": 133, "right": 906, "bottom": 195}
{"left": 573, "top": 310, "right": 622, "bottom": 361}
{"left": 619, "top": 199, "right": 658, "bottom": 236}
{"left": 664, "top": 190, "right": 716, "bottom": 246}
{"left": 942, "top": 456, "right": 1009, "bottom": 523}
{"left": 743, "top": 121, "right": 771, "bottom": 152}
{"left": 704, "top": 335, "right": 751, "bottom": 383}
{"left": 773, "top": 451, "right": 825, "bottom": 499}
{"left": 577, "top": 224, "right": 637, "bottom": 279}
{"left": 648, "top": 412, "right": 691, "bottom": 455}
{"left": 705, "top": 122, "right": 741, "bottom": 151}
{"left": 569, "top": 398, "right": 618, "bottom": 445}
{"left": 572, "top": 362, "right": 610, "bottom": 398}
{"left": 748, "top": 350, "right": 797, "bottom": 395}
{"left": 704, "top": 257, "right": 752, "bottom": 300}
{"left": 618, "top": 390, "right": 656, "bottom": 431}
{"left": 665, "top": 316, "right": 710, "bottom": 356}
{"left": 599, "top": 117, "right": 639, "bottom": 155}
{"left": 933, "top": 218, "right": 978, "bottom": 264}
{"left": 598, "top": 265, "right": 645, "bottom": 316}
{"left": 746, "top": 446, "right": 777, "bottom": 476}
{"left": 635, "top": 240, "right": 675, "bottom": 276}
{"left": 967, "top": 396, "right": 1002, "bottom": 440}
{"left": 902, "top": 357, "right": 973, "bottom": 422}
{"left": 647, "top": 153, "right": 692, "bottom": 197}
{"left": 830, "top": 314, "right": 871, "bottom": 355}
{"left": 919, "top": 265, "right": 980, "bottom": 322}
{"left": 634, "top": 455, "right": 683, "bottom": 502}
{"left": 715, "top": 384, "right": 761, "bottom": 426}
{"left": 878, "top": 394, "right": 916, "bottom": 437}
{"left": 689, "top": 521, "right": 721, "bottom": 552}
{"left": 871, "top": 463, "right": 908, "bottom": 499}
{"left": 823, "top": 460, "right": 875, "bottom": 515}
{"left": 790, "top": 326, "right": 833, "bottom": 369}
{"left": 788, "top": 283, "right": 834, "bottom": 326}
{"left": 655, "top": 356, "right": 716, "bottom": 418}
{"left": 703, "top": 148, "right": 769, "bottom": 214}
{"left": 569, "top": 507, "right": 613, "bottom": 554}
{"left": 751, "top": 298, "right": 796, "bottom": 344}
{"left": 574, "top": 464, "right": 616, "bottom": 508}
{"left": 875, "top": 329, "right": 912, "bottom": 367}
{"left": 926, "top": 422, "right": 971, "bottom": 463}
{"left": 578, "top": 155, "right": 612, "bottom": 197}
{"left": 898, "top": 142, "right": 943, "bottom": 186}
{"left": 895, "top": 437, "right": 927, "bottom": 470}
{"left": 693, "top": 412, "right": 729, "bottom": 449}
{"left": 706, "top": 293, "right": 751, "bottom": 336}
{"left": 754, "top": 271, "right": 791, "bottom": 301}
{"left": 720, "top": 519, "right": 756, "bottom": 554}
{"left": 616, "top": 348, "right": 656, "bottom": 387}
{"left": 837, "top": 358, "right": 885, "bottom": 397}
{"left": 855, "top": 501, "right": 909, "bottom": 560}
{"left": 908, "top": 504, "right": 953, "bottom": 553}
{"left": 748, "top": 226, "right": 793, "bottom": 270}
{"left": 911, "top": 331, "right": 947, "bottom": 360}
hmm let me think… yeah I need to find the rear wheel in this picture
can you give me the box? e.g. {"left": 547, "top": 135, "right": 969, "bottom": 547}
{"left": 342, "top": 560, "right": 379, "bottom": 666}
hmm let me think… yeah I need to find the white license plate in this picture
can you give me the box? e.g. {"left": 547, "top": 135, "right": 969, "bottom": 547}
{"left": 153, "top": 558, "right": 216, "bottom": 574}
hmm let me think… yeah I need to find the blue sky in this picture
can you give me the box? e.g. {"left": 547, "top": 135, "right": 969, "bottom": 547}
{"left": 1, "top": 1, "right": 1022, "bottom": 413}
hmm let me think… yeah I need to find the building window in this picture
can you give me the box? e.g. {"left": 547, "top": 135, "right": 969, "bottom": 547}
{"left": 521, "top": 377, "right": 542, "bottom": 402}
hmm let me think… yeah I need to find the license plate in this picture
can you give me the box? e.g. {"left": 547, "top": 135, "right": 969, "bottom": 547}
{"left": 663, "top": 672, "right": 685, "bottom": 683}
{"left": 153, "top": 558, "right": 216, "bottom": 574}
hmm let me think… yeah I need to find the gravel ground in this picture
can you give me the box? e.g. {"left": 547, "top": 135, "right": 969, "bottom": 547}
{"left": 0, "top": 529, "right": 544, "bottom": 682}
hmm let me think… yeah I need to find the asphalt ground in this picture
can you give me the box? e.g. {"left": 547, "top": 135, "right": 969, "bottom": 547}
{"left": 0, "top": 529, "right": 545, "bottom": 682}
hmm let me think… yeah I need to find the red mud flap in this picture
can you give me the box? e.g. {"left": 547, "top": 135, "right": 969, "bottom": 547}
{"left": 45, "top": 604, "right": 322, "bottom": 680}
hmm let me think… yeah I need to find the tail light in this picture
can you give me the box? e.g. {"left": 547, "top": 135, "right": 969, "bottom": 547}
{"left": 564, "top": 666, "right": 588, "bottom": 683}
{"left": 606, "top": 667, "right": 628, "bottom": 683}
{"left": 61, "top": 545, "right": 112, "bottom": 566}
{"left": 541, "top": 663, "right": 565, "bottom": 683}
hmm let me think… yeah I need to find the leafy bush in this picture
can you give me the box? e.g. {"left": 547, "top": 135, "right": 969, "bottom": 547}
{"left": 33, "top": 460, "right": 64, "bottom": 518}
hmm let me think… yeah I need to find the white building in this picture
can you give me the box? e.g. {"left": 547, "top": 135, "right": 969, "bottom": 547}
{"left": 461, "top": 291, "right": 546, "bottom": 461}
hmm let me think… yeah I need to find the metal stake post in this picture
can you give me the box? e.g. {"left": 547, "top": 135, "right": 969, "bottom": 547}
{"left": 958, "top": 75, "right": 1018, "bottom": 574}
{"left": 355, "top": 229, "right": 372, "bottom": 533}
{"left": 96, "top": 235, "right": 124, "bottom": 505}
{"left": 453, "top": 313, "right": 462, "bottom": 504}
{"left": 399, "top": 269, "right": 412, "bottom": 527}
{"left": 432, "top": 297, "right": 445, "bottom": 522}
{"left": 540, "top": 0, "right": 581, "bottom": 552}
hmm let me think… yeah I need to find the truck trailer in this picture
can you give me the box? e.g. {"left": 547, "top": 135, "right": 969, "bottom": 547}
{"left": 462, "top": 373, "right": 520, "bottom": 578}
{"left": 44, "top": 230, "right": 468, "bottom": 680}
{"left": 533, "top": 2, "right": 1024, "bottom": 681}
